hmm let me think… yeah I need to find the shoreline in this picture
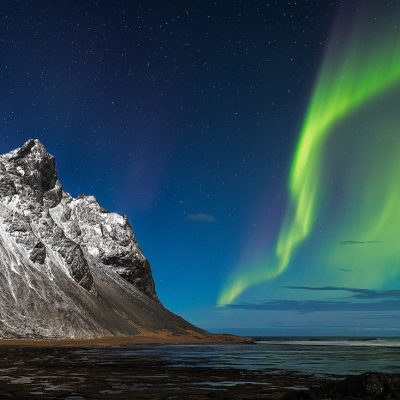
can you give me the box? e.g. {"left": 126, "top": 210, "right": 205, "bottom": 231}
{"left": 0, "top": 333, "right": 254, "bottom": 347}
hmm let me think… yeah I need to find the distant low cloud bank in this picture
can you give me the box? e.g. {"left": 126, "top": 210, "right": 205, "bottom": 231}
{"left": 224, "top": 286, "right": 400, "bottom": 313}
{"left": 226, "top": 299, "right": 400, "bottom": 313}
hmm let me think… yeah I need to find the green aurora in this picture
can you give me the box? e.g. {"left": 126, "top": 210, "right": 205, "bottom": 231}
{"left": 219, "top": 2, "right": 400, "bottom": 306}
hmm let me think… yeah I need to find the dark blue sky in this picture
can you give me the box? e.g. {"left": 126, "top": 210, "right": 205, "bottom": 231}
{"left": 0, "top": 1, "right": 343, "bottom": 331}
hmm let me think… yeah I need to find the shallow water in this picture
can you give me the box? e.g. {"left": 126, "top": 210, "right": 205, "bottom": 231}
{"left": 113, "top": 337, "right": 400, "bottom": 376}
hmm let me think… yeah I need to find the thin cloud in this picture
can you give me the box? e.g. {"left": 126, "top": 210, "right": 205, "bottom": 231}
{"left": 340, "top": 240, "right": 381, "bottom": 245}
{"left": 186, "top": 213, "right": 215, "bottom": 222}
{"left": 286, "top": 286, "right": 400, "bottom": 299}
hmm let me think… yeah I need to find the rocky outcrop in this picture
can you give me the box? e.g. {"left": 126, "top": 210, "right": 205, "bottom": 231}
{"left": 50, "top": 194, "right": 158, "bottom": 301}
{"left": 283, "top": 372, "right": 400, "bottom": 400}
{"left": 0, "top": 139, "right": 201, "bottom": 338}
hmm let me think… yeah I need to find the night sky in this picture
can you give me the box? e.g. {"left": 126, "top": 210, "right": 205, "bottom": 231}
{"left": 2, "top": 1, "right": 400, "bottom": 336}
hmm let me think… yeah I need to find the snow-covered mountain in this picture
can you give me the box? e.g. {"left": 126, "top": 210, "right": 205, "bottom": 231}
{"left": 0, "top": 139, "right": 203, "bottom": 338}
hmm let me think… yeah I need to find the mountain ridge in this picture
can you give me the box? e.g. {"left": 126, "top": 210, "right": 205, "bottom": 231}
{"left": 0, "top": 139, "right": 205, "bottom": 339}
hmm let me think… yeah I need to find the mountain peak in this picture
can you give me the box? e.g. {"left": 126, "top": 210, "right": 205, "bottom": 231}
{"left": 2, "top": 139, "right": 58, "bottom": 201}
{"left": 11, "top": 138, "right": 50, "bottom": 160}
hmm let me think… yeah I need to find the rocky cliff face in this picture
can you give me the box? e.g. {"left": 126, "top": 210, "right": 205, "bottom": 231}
{"left": 0, "top": 139, "right": 202, "bottom": 338}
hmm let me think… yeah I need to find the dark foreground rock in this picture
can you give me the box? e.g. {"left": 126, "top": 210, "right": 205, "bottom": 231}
{"left": 283, "top": 372, "right": 400, "bottom": 400}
